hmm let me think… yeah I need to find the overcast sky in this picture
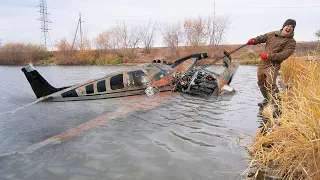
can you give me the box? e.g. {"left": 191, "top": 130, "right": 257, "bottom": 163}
{"left": 0, "top": 0, "right": 319, "bottom": 48}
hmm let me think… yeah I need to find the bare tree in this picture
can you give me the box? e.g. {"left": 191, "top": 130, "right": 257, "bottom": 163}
{"left": 82, "top": 37, "right": 91, "bottom": 50}
{"left": 95, "top": 30, "right": 114, "bottom": 50}
{"left": 141, "top": 19, "right": 157, "bottom": 54}
{"left": 113, "top": 22, "right": 143, "bottom": 60}
{"left": 108, "top": 28, "right": 122, "bottom": 52}
{"left": 94, "top": 26, "right": 129, "bottom": 58}
{"left": 160, "top": 21, "right": 184, "bottom": 59}
{"left": 207, "top": 16, "right": 231, "bottom": 57}
{"left": 183, "top": 16, "right": 208, "bottom": 47}
{"left": 95, "top": 30, "right": 116, "bottom": 58}
{"left": 315, "top": 29, "right": 320, "bottom": 40}
{"left": 95, "top": 31, "right": 108, "bottom": 58}
{"left": 55, "top": 38, "right": 73, "bottom": 64}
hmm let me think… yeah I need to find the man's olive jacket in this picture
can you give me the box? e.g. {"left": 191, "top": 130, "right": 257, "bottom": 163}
{"left": 253, "top": 30, "right": 296, "bottom": 64}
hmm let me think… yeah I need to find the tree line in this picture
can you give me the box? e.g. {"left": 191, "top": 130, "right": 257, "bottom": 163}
{"left": 0, "top": 16, "right": 230, "bottom": 65}
{"left": 1, "top": 17, "right": 319, "bottom": 65}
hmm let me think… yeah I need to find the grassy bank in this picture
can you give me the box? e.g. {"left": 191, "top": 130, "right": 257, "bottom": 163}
{"left": 246, "top": 57, "right": 320, "bottom": 179}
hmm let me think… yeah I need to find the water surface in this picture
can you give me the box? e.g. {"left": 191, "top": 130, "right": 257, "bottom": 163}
{"left": 0, "top": 65, "right": 262, "bottom": 180}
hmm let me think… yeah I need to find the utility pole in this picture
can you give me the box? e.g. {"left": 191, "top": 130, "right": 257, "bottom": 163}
{"left": 80, "top": 13, "right": 83, "bottom": 50}
{"left": 38, "top": 0, "right": 51, "bottom": 49}
{"left": 210, "top": 0, "right": 216, "bottom": 56}
{"left": 214, "top": 0, "right": 216, "bottom": 19}
{"left": 71, "top": 13, "right": 84, "bottom": 51}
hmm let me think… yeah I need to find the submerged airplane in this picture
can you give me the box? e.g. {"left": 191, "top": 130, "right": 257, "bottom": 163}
{"left": 21, "top": 52, "right": 239, "bottom": 102}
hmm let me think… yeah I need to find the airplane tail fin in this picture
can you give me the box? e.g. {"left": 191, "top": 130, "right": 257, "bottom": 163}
{"left": 21, "top": 64, "right": 68, "bottom": 98}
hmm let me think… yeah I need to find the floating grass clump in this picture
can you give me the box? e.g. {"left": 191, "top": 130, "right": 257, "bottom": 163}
{"left": 247, "top": 57, "right": 320, "bottom": 179}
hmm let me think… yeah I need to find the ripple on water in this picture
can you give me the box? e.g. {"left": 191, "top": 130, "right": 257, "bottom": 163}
{"left": 171, "top": 131, "right": 216, "bottom": 147}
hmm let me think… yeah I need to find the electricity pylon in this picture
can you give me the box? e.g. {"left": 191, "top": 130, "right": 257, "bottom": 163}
{"left": 38, "top": 0, "right": 51, "bottom": 49}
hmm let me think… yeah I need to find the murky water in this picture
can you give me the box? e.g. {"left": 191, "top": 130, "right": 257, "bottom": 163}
{"left": 0, "top": 65, "right": 262, "bottom": 180}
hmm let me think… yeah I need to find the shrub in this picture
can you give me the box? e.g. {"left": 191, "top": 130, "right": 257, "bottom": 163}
{"left": 92, "top": 56, "right": 122, "bottom": 65}
{"left": 112, "top": 56, "right": 122, "bottom": 64}
{"left": 0, "top": 43, "right": 47, "bottom": 65}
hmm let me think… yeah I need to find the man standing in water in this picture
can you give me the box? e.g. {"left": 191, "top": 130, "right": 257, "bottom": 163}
{"left": 247, "top": 19, "right": 296, "bottom": 107}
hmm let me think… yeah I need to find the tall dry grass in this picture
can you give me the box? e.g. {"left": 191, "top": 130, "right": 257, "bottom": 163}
{"left": 247, "top": 57, "right": 320, "bottom": 179}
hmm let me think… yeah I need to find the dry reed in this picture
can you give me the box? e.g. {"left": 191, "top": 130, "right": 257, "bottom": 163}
{"left": 246, "top": 57, "right": 320, "bottom": 179}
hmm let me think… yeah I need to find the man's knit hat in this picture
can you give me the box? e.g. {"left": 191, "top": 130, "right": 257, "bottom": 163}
{"left": 282, "top": 19, "right": 296, "bottom": 29}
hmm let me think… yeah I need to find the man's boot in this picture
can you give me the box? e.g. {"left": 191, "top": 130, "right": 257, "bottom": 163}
{"left": 258, "top": 88, "right": 269, "bottom": 107}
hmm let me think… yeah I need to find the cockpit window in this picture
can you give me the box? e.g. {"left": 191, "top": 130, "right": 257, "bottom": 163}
{"left": 126, "top": 70, "right": 149, "bottom": 87}
{"left": 145, "top": 64, "right": 171, "bottom": 81}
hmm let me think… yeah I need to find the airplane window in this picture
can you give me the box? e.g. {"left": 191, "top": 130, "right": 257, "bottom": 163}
{"left": 145, "top": 64, "right": 171, "bottom": 81}
{"left": 86, "top": 84, "right": 94, "bottom": 94}
{"left": 61, "top": 89, "right": 79, "bottom": 98}
{"left": 110, "top": 74, "right": 124, "bottom": 90}
{"left": 127, "top": 70, "right": 149, "bottom": 87}
{"left": 97, "top": 80, "right": 106, "bottom": 92}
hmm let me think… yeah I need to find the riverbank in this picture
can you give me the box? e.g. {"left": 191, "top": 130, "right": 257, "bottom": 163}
{"left": 0, "top": 42, "right": 318, "bottom": 66}
{"left": 245, "top": 57, "right": 320, "bottom": 179}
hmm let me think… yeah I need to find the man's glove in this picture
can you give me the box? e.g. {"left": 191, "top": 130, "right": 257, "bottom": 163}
{"left": 247, "top": 38, "right": 254, "bottom": 45}
{"left": 259, "top": 52, "right": 268, "bottom": 60}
